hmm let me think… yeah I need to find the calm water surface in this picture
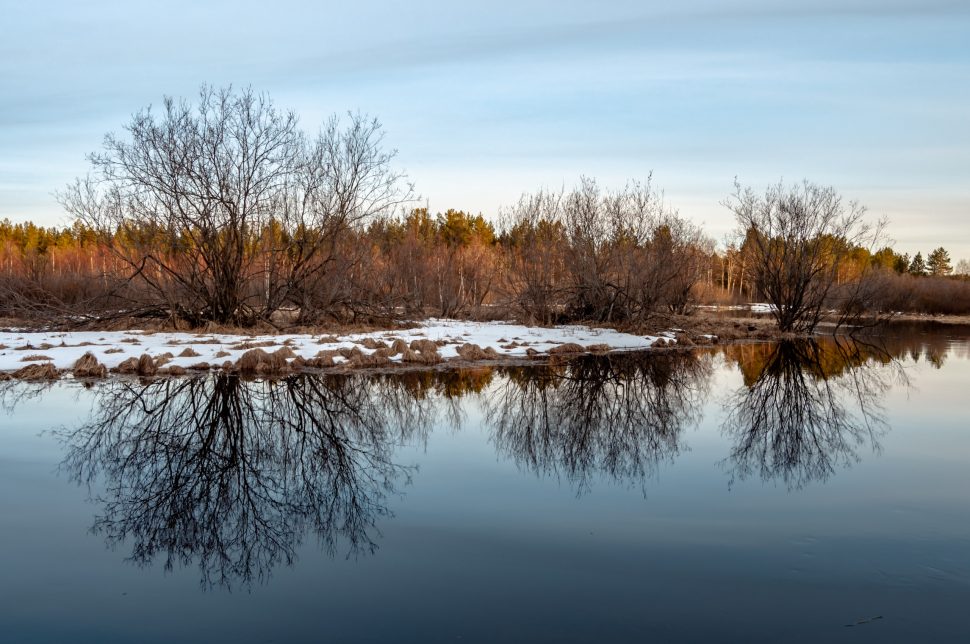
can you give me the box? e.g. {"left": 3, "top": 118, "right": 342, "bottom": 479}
{"left": 1, "top": 326, "right": 969, "bottom": 643}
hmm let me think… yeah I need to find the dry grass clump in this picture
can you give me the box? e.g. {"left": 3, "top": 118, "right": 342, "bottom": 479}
{"left": 188, "top": 362, "right": 211, "bottom": 370}
{"left": 455, "top": 343, "right": 499, "bottom": 361}
{"left": 73, "top": 352, "right": 107, "bottom": 378}
{"left": 348, "top": 347, "right": 393, "bottom": 367}
{"left": 548, "top": 343, "right": 584, "bottom": 355}
{"left": 360, "top": 337, "right": 389, "bottom": 350}
{"left": 178, "top": 347, "right": 201, "bottom": 357}
{"left": 20, "top": 354, "right": 53, "bottom": 362}
{"left": 114, "top": 357, "right": 139, "bottom": 373}
{"left": 674, "top": 333, "right": 694, "bottom": 347}
{"left": 214, "top": 350, "right": 231, "bottom": 358}
{"left": 229, "top": 340, "right": 277, "bottom": 351}
{"left": 138, "top": 354, "right": 157, "bottom": 376}
{"left": 13, "top": 363, "right": 59, "bottom": 380}
{"left": 234, "top": 347, "right": 295, "bottom": 376}
{"left": 585, "top": 344, "right": 611, "bottom": 353}
{"left": 304, "top": 350, "right": 336, "bottom": 368}
{"left": 162, "top": 365, "right": 187, "bottom": 376}
{"left": 113, "top": 354, "right": 158, "bottom": 376}
{"left": 389, "top": 339, "right": 409, "bottom": 355}
{"left": 338, "top": 346, "right": 363, "bottom": 360}
{"left": 653, "top": 338, "right": 670, "bottom": 348}
{"left": 409, "top": 339, "right": 439, "bottom": 354}
{"left": 525, "top": 348, "right": 540, "bottom": 357}
{"left": 401, "top": 344, "right": 443, "bottom": 365}
{"left": 104, "top": 347, "right": 124, "bottom": 354}
{"left": 317, "top": 335, "right": 341, "bottom": 343}
{"left": 154, "top": 352, "right": 174, "bottom": 367}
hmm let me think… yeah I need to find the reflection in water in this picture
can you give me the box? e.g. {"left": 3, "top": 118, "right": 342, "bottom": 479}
{"left": 721, "top": 339, "right": 905, "bottom": 490}
{"left": 34, "top": 334, "right": 918, "bottom": 587}
{"left": 57, "top": 374, "right": 433, "bottom": 588}
{"left": 486, "top": 352, "right": 713, "bottom": 494}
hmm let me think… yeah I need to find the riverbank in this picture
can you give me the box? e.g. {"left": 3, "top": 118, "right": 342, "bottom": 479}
{"left": 8, "top": 305, "right": 894, "bottom": 381}
{"left": 0, "top": 318, "right": 721, "bottom": 381}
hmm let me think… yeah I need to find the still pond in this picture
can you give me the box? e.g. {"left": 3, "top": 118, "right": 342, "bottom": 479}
{"left": 1, "top": 324, "right": 968, "bottom": 642}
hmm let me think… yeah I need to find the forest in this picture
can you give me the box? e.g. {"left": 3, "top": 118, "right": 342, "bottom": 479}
{"left": 2, "top": 87, "right": 968, "bottom": 331}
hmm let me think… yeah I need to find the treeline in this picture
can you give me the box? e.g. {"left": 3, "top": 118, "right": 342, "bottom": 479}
{"left": 3, "top": 86, "right": 970, "bottom": 329}
{"left": 2, "top": 201, "right": 969, "bottom": 326}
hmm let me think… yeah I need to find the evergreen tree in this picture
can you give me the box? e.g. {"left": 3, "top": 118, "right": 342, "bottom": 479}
{"left": 908, "top": 252, "right": 926, "bottom": 276}
{"left": 893, "top": 253, "right": 910, "bottom": 274}
{"left": 927, "top": 247, "right": 952, "bottom": 276}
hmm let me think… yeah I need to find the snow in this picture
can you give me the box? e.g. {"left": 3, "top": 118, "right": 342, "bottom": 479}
{"left": 697, "top": 303, "right": 777, "bottom": 313}
{"left": 0, "top": 319, "right": 670, "bottom": 374}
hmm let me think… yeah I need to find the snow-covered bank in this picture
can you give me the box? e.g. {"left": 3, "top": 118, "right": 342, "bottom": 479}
{"left": 0, "top": 319, "right": 687, "bottom": 376}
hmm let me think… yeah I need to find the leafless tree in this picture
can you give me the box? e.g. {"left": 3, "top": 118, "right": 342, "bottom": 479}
{"left": 485, "top": 351, "right": 713, "bottom": 495}
{"left": 60, "top": 86, "right": 411, "bottom": 326}
{"left": 721, "top": 338, "right": 903, "bottom": 490}
{"left": 56, "top": 373, "right": 433, "bottom": 588}
{"left": 725, "top": 180, "right": 885, "bottom": 333}
{"left": 502, "top": 177, "right": 711, "bottom": 324}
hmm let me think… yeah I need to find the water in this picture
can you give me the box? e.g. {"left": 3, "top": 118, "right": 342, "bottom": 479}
{"left": 1, "top": 326, "right": 969, "bottom": 643}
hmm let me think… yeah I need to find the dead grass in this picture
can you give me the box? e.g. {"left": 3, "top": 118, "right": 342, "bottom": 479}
{"left": 113, "top": 354, "right": 157, "bottom": 376}
{"left": 234, "top": 348, "right": 294, "bottom": 376}
{"left": 20, "top": 354, "right": 53, "bottom": 362}
{"left": 548, "top": 343, "right": 584, "bottom": 355}
{"left": 73, "top": 352, "right": 107, "bottom": 378}
{"left": 228, "top": 340, "right": 277, "bottom": 351}
{"left": 455, "top": 343, "right": 499, "bottom": 361}
{"left": 12, "top": 363, "right": 59, "bottom": 380}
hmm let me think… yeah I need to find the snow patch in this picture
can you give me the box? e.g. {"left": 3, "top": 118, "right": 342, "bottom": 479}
{"left": 0, "top": 319, "right": 669, "bottom": 374}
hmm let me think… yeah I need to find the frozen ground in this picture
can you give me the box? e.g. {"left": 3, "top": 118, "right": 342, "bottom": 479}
{"left": 0, "top": 319, "right": 675, "bottom": 374}
{"left": 697, "top": 303, "right": 776, "bottom": 314}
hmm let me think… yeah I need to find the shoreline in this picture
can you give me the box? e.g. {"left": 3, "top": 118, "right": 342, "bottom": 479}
{"left": 0, "top": 316, "right": 747, "bottom": 382}
{"left": 2, "top": 311, "right": 957, "bottom": 383}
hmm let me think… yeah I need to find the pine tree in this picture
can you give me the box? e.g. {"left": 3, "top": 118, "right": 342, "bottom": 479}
{"left": 927, "top": 247, "right": 952, "bottom": 276}
{"left": 909, "top": 252, "right": 926, "bottom": 276}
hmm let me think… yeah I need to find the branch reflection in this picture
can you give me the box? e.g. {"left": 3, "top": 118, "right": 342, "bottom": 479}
{"left": 57, "top": 373, "right": 433, "bottom": 589}
{"left": 486, "top": 352, "right": 713, "bottom": 494}
{"left": 721, "top": 338, "right": 905, "bottom": 490}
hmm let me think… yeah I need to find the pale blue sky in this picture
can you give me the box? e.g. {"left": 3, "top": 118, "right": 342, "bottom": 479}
{"left": 2, "top": 0, "right": 968, "bottom": 257}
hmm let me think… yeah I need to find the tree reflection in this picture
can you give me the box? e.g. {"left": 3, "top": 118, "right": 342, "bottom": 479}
{"left": 722, "top": 338, "right": 904, "bottom": 490}
{"left": 486, "top": 352, "right": 713, "bottom": 494}
{"left": 57, "top": 373, "right": 432, "bottom": 589}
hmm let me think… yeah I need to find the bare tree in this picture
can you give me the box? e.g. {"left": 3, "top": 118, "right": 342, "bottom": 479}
{"left": 56, "top": 373, "right": 434, "bottom": 588}
{"left": 721, "top": 338, "right": 902, "bottom": 490}
{"left": 725, "top": 180, "right": 885, "bottom": 333}
{"left": 60, "top": 86, "right": 411, "bottom": 326}
{"left": 485, "top": 352, "right": 713, "bottom": 495}
{"left": 501, "top": 177, "right": 711, "bottom": 324}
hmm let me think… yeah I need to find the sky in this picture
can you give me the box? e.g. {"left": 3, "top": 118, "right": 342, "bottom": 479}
{"left": 2, "top": 0, "right": 969, "bottom": 258}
